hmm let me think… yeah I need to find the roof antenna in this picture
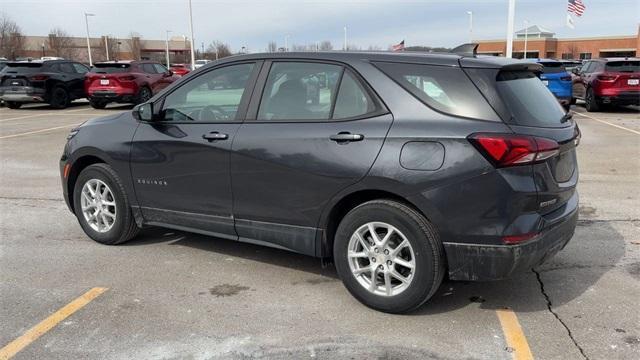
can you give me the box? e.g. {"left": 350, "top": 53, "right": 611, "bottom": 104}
{"left": 450, "top": 43, "right": 478, "bottom": 57}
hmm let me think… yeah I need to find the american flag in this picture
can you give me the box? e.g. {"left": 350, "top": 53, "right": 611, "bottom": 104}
{"left": 568, "top": 0, "right": 586, "bottom": 17}
{"left": 392, "top": 40, "right": 405, "bottom": 52}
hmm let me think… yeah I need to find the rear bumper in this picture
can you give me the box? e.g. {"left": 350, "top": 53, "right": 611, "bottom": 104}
{"left": 0, "top": 86, "right": 46, "bottom": 103}
{"left": 88, "top": 90, "right": 136, "bottom": 103}
{"left": 597, "top": 92, "right": 640, "bottom": 106}
{"left": 444, "top": 193, "right": 578, "bottom": 281}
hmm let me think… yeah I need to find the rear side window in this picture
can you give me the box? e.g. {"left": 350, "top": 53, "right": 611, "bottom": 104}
{"left": 540, "top": 62, "right": 566, "bottom": 74}
{"left": 374, "top": 62, "right": 499, "bottom": 121}
{"left": 494, "top": 71, "right": 567, "bottom": 128}
{"left": 91, "top": 63, "right": 131, "bottom": 74}
{"left": 605, "top": 61, "right": 639, "bottom": 72}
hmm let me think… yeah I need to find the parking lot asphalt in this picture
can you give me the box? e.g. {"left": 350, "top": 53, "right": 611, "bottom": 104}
{"left": 0, "top": 101, "right": 638, "bottom": 360}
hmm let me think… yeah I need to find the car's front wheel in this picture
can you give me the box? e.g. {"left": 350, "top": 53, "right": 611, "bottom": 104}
{"left": 73, "top": 164, "right": 139, "bottom": 245}
{"left": 333, "top": 200, "right": 445, "bottom": 313}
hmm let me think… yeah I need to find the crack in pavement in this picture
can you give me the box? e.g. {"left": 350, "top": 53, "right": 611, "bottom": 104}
{"left": 532, "top": 269, "right": 589, "bottom": 360}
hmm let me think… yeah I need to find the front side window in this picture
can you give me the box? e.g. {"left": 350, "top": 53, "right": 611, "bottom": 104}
{"left": 258, "top": 62, "right": 342, "bottom": 121}
{"left": 142, "top": 64, "right": 157, "bottom": 74}
{"left": 374, "top": 62, "right": 499, "bottom": 121}
{"left": 59, "top": 63, "right": 75, "bottom": 73}
{"left": 72, "top": 63, "right": 89, "bottom": 73}
{"left": 161, "top": 63, "right": 255, "bottom": 122}
{"left": 153, "top": 63, "right": 168, "bottom": 74}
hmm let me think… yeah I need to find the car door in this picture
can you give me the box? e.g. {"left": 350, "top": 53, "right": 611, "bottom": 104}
{"left": 59, "top": 62, "right": 84, "bottom": 98}
{"left": 71, "top": 62, "right": 90, "bottom": 98}
{"left": 230, "top": 60, "right": 393, "bottom": 256}
{"left": 141, "top": 63, "right": 162, "bottom": 94}
{"left": 130, "top": 61, "right": 261, "bottom": 239}
{"left": 152, "top": 63, "right": 175, "bottom": 91}
{"left": 574, "top": 61, "right": 592, "bottom": 99}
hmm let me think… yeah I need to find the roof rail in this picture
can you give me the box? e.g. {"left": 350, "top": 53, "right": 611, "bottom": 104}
{"left": 450, "top": 43, "right": 478, "bottom": 57}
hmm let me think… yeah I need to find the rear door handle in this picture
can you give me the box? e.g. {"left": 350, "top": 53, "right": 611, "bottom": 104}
{"left": 202, "top": 132, "right": 228, "bottom": 141}
{"left": 330, "top": 132, "right": 364, "bottom": 143}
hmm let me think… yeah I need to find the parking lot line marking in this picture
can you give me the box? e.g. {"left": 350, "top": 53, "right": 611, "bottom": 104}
{"left": 0, "top": 124, "right": 80, "bottom": 140}
{"left": 496, "top": 308, "right": 534, "bottom": 360}
{"left": 0, "top": 287, "right": 108, "bottom": 360}
{"left": 573, "top": 111, "right": 640, "bottom": 135}
{"left": 0, "top": 113, "right": 58, "bottom": 123}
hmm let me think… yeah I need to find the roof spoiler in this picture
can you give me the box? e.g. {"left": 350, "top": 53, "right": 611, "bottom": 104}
{"left": 450, "top": 43, "right": 478, "bottom": 57}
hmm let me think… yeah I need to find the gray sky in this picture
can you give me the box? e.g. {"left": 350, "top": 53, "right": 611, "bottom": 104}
{"left": 3, "top": 0, "right": 639, "bottom": 52}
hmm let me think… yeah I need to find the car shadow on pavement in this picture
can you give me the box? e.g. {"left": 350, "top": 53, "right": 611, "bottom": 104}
{"left": 126, "top": 219, "right": 626, "bottom": 315}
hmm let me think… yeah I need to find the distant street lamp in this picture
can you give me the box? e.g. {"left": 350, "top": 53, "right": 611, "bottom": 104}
{"left": 466, "top": 11, "right": 473, "bottom": 43}
{"left": 187, "top": 0, "right": 196, "bottom": 69}
{"left": 523, "top": 20, "right": 529, "bottom": 59}
{"left": 84, "top": 12, "right": 95, "bottom": 66}
{"left": 105, "top": 36, "right": 109, "bottom": 61}
{"left": 343, "top": 26, "right": 347, "bottom": 51}
{"left": 284, "top": 35, "right": 290, "bottom": 52}
{"left": 165, "top": 30, "right": 172, "bottom": 67}
{"left": 41, "top": 43, "right": 45, "bottom": 57}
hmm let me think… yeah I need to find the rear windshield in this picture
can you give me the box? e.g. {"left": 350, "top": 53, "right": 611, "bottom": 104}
{"left": 605, "top": 61, "right": 639, "bottom": 72}
{"left": 4, "top": 62, "right": 45, "bottom": 73}
{"left": 494, "top": 71, "right": 568, "bottom": 128}
{"left": 374, "top": 62, "right": 500, "bottom": 121}
{"left": 91, "top": 63, "right": 131, "bottom": 73}
{"left": 540, "top": 62, "right": 566, "bottom": 74}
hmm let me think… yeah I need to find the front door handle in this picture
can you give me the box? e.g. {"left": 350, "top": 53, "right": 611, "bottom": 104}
{"left": 330, "top": 132, "right": 364, "bottom": 143}
{"left": 202, "top": 132, "right": 228, "bottom": 141}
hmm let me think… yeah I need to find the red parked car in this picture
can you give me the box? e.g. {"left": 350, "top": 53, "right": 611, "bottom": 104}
{"left": 85, "top": 60, "right": 179, "bottom": 109}
{"left": 169, "top": 63, "right": 191, "bottom": 77}
{"left": 572, "top": 58, "right": 640, "bottom": 112}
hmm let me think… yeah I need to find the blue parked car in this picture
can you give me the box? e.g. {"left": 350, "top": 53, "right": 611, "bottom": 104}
{"left": 535, "top": 59, "right": 573, "bottom": 110}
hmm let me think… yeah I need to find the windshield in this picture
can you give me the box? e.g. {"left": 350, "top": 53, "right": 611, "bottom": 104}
{"left": 494, "top": 71, "right": 567, "bottom": 128}
{"left": 91, "top": 63, "right": 131, "bottom": 73}
{"left": 540, "top": 62, "right": 566, "bottom": 74}
{"left": 605, "top": 61, "right": 639, "bottom": 72}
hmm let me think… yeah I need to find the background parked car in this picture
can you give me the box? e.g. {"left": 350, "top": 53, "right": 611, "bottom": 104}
{"left": 194, "top": 59, "right": 212, "bottom": 69}
{"left": 560, "top": 60, "right": 582, "bottom": 73}
{"left": 170, "top": 63, "right": 191, "bottom": 77}
{"left": 0, "top": 59, "right": 89, "bottom": 109}
{"left": 535, "top": 59, "right": 573, "bottom": 110}
{"left": 572, "top": 57, "right": 640, "bottom": 112}
{"left": 85, "top": 60, "right": 179, "bottom": 109}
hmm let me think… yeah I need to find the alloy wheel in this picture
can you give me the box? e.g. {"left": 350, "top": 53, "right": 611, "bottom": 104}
{"left": 80, "top": 179, "right": 117, "bottom": 233}
{"left": 347, "top": 222, "right": 416, "bottom": 296}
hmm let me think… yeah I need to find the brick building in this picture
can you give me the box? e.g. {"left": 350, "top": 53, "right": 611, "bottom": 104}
{"left": 477, "top": 25, "right": 640, "bottom": 60}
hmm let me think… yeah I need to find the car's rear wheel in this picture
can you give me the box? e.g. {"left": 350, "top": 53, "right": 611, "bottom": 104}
{"left": 73, "top": 164, "right": 139, "bottom": 245}
{"left": 89, "top": 99, "right": 108, "bottom": 109}
{"left": 49, "top": 86, "right": 70, "bottom": 109}
{"left": 6, "top": 101, "right": 22, "bottom": 109}
{"left": 136, "top": 86, "right": 152, "bottom": 104}
{"left": 333, "top": 200, "right": 445, "bottom": 313}
{"left": 585, "top": 87, "right": 600, "bottom": 112}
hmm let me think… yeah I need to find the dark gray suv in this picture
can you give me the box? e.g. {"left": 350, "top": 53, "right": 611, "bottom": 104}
{"left": 60, "top": 50, "right": 579, "bottom": 313}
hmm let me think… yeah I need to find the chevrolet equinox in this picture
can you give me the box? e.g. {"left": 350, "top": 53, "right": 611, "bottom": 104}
{"left": 60, "top": 49, "right": 580, "bottom": 313}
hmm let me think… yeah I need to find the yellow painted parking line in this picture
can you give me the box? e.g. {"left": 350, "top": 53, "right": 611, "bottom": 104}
{"left": 496, "top": 308, "right": 534, "bottom": 360}
{"left": 573, "top": 111, "right": 640, "bottom": 135}
{"left": 0, "top": 287, "right": 108, "bottom": 360}
{"left": 0, "top": 124, "right": 80, "bottom": 140}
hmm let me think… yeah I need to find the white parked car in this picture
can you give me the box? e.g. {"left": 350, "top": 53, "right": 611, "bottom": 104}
{"left": 193, "top": 59, "right": 212, "bottom": 69}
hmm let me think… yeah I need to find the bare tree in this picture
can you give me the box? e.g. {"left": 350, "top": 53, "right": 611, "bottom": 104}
{"left": 206, "top": 41, "right": 232, "bottom": 59}
{"left": 127, "top": 32, "right": 141, "bottom": 60}
{"left": 367, "top": 45, "right": 383, "bottom": 51}
{"left": 0, "top": 12, "right": 25, "bottom": 59}
{"left": 318, "top": 40, "right": 333, "bottom": 51}
{"left": 267, "top": 41, "right": 277, "bottom": 52}
{"left": 565, "top": 42, "right": 578, "bottom": 59}
{"left": 47, "top": 27, "right": 76, "bottom": 59}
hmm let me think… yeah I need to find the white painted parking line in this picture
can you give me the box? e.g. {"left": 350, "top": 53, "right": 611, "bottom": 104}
{"left": 573, "top": 111, "right": 640, "bottom": 135}
{"left": 0, "top": 113, "right": 59, "bottom": 123}
{"left": 0, "top": 124, "right": 80, "bottom": 140}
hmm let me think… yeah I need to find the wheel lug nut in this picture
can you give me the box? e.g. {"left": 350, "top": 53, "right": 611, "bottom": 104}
{"left": 371, "top": 258, "right": 376, "bottom": 262}
{"left": 387, "top": 260, "right": 392, "bottom": 266}
{"left": 378, "top": 265, "right": 384, "bottom": 271}
{"left": 384, "top": 249, "right": 389, "bottom": 255}
{"left": 374, "top": 248, "right": 379, "bottom": 253}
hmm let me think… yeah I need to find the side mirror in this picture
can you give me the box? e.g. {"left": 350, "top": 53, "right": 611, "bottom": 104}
{"left": 133, "top": 102, "right": 154, "bottom": 121}
{"left": 165, "top": 70, "right": 173, "bottom": 77}
{"left": 571, "top": 68, "right": 580, "bottom": 75}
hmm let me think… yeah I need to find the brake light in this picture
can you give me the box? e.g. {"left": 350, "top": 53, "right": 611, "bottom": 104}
{"left": 597, "top": 74, "right": 617, "bottom": 81}
{"left": 468, "top": 133, "right": 560, "bottom": 167}
{"left": 29, "top": 74, "right": 49, "bottom": 81}
{"left": 118, "top": 75, "right": 135, "bottom": 81}
{"left": 560, "top": 75, "right": 571, "bottom": 81}
{"left": 502, "top": 232, "right": 539, "bottom": 244}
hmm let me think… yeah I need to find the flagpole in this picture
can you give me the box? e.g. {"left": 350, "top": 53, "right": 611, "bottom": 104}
{"left": 505, "top": 0, "right": 516, "bottom": 58}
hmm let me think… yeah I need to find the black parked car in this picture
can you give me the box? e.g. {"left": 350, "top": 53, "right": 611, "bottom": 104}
{"left": 0, "top": 59, "right": 89, "bottom": 109}
{"left": 60, "top": 50, "right": 580, "bottom": 313}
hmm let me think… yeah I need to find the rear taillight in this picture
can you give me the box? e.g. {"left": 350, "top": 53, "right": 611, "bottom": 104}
{"left": 468, "top": 133, "right": 560, "bottom": 167}
{"left": 118, "top": 75, "right": 135, "bottom": 81}
{"left": 560, "top": 75, "right": 571, "bottom": 81}
{"left": 29, "top": 74, "right": 49, "bottom": 81}
{"left": 597, "top": 74, "right": 617, "bottom": 81}
{"left": 502, "top": 232, "right": 539, "bottom": 245}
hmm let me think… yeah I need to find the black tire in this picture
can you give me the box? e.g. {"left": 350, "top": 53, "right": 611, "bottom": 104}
{"left": 563, "top": 103, "right": 571, "bottom": 112}
{"left": 333, "top": 199, "right": 445, "bottom": 313}
{"left": 73, "top": 163, "right": 139, "bottom": 245}
{"left": 585, "top": 87, "right": 600, "bottom": 112}
{"left": 49, "top": 86, "right": 70, "bottom": 109}
{"left": 135, "top": 86, "right": 152, "bottom": 104}
{"left": 6, "top": 101, "right": 22, "bottom": 109}
{"left": 570, "top": 97, "right": 576, "bottom": 105}
{"left": 89, "top": 99, "right": 108, "bottom": 109}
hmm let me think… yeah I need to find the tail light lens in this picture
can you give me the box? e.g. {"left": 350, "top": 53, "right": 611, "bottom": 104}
{"left": 118, "top": 75, "right": 135, "bottom": 81}
{"left": 560, "top": 75, "right": 571, "bottom": 81}
{"left": 29, "top": 74, "right": 49, "bottom": 81}
{"left": 468, "top": 133, "right": 560, "bottom": 167}
{"left": 597, "top": 74, "right": 617, "bottom": 81}
{"left": 502, "top": 232, "right": 539, "bottom": 245}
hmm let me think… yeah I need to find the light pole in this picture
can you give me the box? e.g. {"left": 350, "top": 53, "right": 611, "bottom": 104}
{"left": 165, "top": 30, "right": 172, "bottom": 67}
{"left": 505, "top": 0, "right": 516, "bottom": 58}
{"left": 187, "top": 0, "right": 196, "bottom": 69}
{"left": 284, "top": 35, "right": 289, "bottom": 52}
{"left": 41, "top": 43, "right": 45, "bottom": 57}
{"left": 343, "top": 26, "right": 347, "bottom": 51}
{"left": 105, "top": 36, "right": 109, "bottom": 61}
{"left": 523, "top": 20, "right": 529, "bottom": 59}
{"left": 467, "top": 11, "right": 473, "bottom": 43}
{"left": 84, "top": 12, "right": 95, "bottom": 66}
